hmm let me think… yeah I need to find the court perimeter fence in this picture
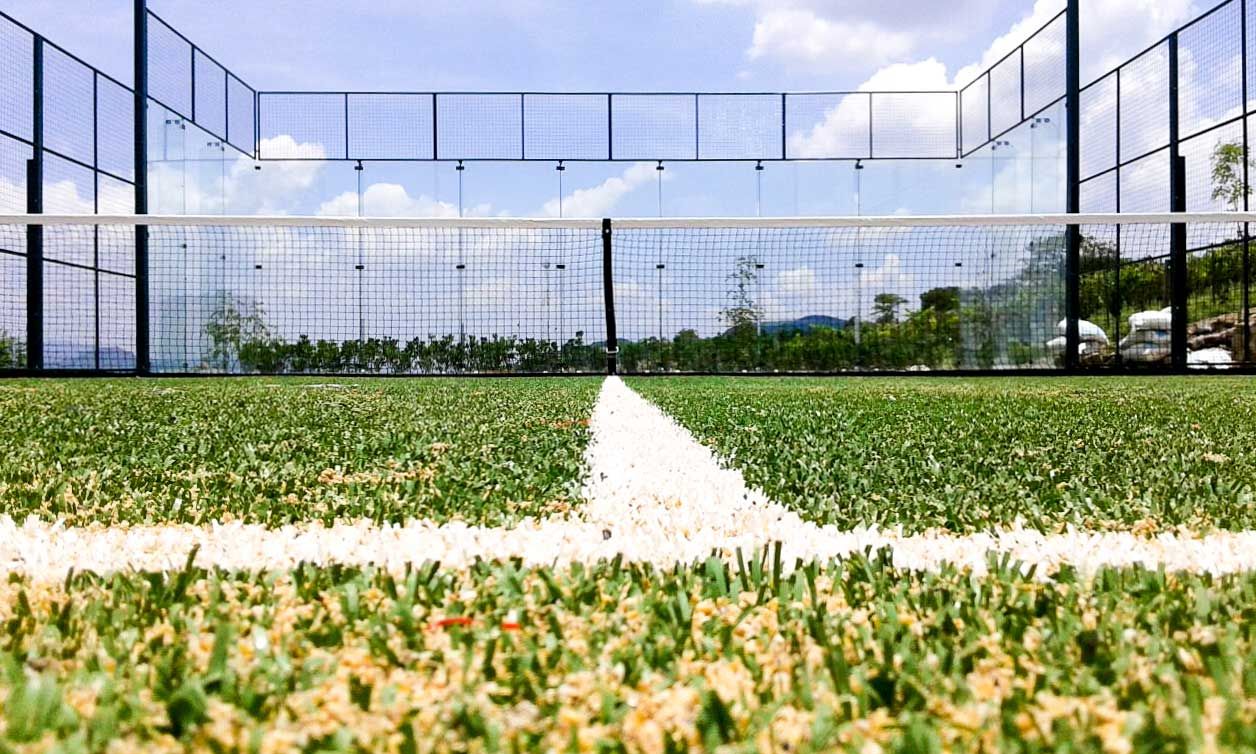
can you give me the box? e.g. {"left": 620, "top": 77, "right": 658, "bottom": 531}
{"left": 1, "top": 0, "right": 1255, "bottom": 374}
{"left": 1, "top": 212, "right": 1251, "bottom": 376}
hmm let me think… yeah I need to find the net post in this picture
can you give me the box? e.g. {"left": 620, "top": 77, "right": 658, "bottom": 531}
{"left": 1064, "top": 0, "right": 1081, "bottom": 370}
{"left": 134, "top": 0, "right": 151, "bottom": 375}
{"left": 1168, "top": 33, "right": 1188, "bottom": 373}
{"left": 602, "top": 218, "right": 618, "bottom": 376}
{"left": 1170, "top": 155, "right": 1188, "bottom": 372}
{"left": 25, "top": 36, "right": 44, "bottom": 372}
{"left": 1243, "top": 0, "right": 1252, "bottom": 365}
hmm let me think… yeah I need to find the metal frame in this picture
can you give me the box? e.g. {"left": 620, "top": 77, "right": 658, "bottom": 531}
{"left": 254, "top": 90, "right": 961, "bottom": 163}
{"left": 4, "top": 0, "right": 1256, "bottom": 376}
{"left": 144, "top": 9, "right": 256, "bottom": 158}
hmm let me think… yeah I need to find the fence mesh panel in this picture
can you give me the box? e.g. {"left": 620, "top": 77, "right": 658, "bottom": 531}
{"left": 193, "top": 50, "right": 227, "bottom": 139}
{"left": 347, "top": 94, "right": 433, "bottom": 161}
{"left": 3, "top": 214, "right": 1254, "bottom": 374}
{"left": 147, "top": 223, "right": 603, "bottom": 374}
{"left": 785, "top": 93, "right": 869, "bottom": 160}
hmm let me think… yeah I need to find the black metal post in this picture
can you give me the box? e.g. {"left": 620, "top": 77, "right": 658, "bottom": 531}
{"left": 1170, "top": 154, "right": 1188, "bottom": 371}
{"left": 1168, "top": 33, "right": 1188, "bottom": 372}
{"left": 1243, "top": 0, "right": 1252, "bottom": 364}
{"left": 601, "top": 218, "right": 618, "bottom": 375}
{"left": 93, "top": 73, "right": 100, "bottom": 371}
{"left": 134, "top": 0, "right": 150, "bottom": 374}
{"left": 26, "top": 37, "right": 44, "bottom": 372}
{"left": 1064, "top": 0, "right": 1081, "bottom": 370}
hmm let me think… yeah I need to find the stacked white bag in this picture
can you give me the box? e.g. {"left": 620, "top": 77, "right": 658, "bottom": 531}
{"left": 1120, "top": 307, "right": 1172, "bottom": 363}
{"left": 1046, "top": 318, "right": 1110, "bottom": 359}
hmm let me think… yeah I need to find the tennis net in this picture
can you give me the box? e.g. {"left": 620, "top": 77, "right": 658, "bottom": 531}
{"left": 1, "top": 212, "right": 1251, "bottom": 373}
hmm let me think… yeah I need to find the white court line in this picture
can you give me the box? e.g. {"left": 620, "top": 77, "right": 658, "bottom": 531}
{"left": 2, "top": 376, "right": 1255, "bottom": 580}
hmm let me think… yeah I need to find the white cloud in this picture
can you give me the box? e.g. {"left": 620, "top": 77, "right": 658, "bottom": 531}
{"left": 746, "top": 9, "right": 916, "bottom": 71}
{"left": 782, "top": 0, "right": 1204, "bottom": 164}
{"left": 317, "top": 182, "right": 489, "bottom": 218}
{"left": 776, "top": 266, "right": 819, "bottom": 296}
{"left": 541, "top": 162, "right": 658, "bottom": 218}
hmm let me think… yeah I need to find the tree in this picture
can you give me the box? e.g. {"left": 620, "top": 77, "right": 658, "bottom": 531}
{"left": 872, "top": 293, "right": 908, "bottom": 324}
{"left": 919, "top": 287, "right": 959, "bottom": 313}
{"left": 1211, "top": 141, "right": 1253, "bottom": 211}
{"left": 0, "top": 330, "right": 24, "bottom": 369}
{"left": 204, "top": 291, "right": 271, "bottom": 371}
{"left": 721, "top": 256, "right": 763, "bottom": 335}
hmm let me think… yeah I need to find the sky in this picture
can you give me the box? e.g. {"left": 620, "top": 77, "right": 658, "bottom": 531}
{"left": 0, "top": 0, "right": 1214, "bottom": 221}
{"left": 0, "top": 0, "right": 1236, "bottom": 365}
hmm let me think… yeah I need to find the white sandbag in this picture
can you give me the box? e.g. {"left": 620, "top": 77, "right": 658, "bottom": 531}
{"left": 1056, "top": 318, "right": 1110, "bottom": 344}
{"left": 1129, "top": 309, "right": 1172, "bottom": 332}
{"left": 1121, "top": 342, "right": 1170, "bottom": 362}
{"left": 1119, "top": 328, "right": 1171, "bottom": 349}
{"left": 1188, "top": 348, "right": 1234, "bottom": 369}
{"left": 1045, "top": 336, "right": 1067, "bottom": 354}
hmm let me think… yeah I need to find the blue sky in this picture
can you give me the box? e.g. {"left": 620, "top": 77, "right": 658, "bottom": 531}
{"left": 2, "top": 0, "right": 1211, "bottom": 221}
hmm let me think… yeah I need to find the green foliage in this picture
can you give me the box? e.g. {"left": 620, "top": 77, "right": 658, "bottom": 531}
{"left": 1211, "top": 140, "right": 1253, "bottom": 211}
{"left": 630, "top": 376, "right": 1256, "bottom": 533}
{"left": 619, "top": 295, "right": 967, "bottom": 372}
{"left": 872, "top": 293, "right": 908, "bottom": 325}
{"left": 0, "top": 330, "right": 25, "bottom": 369}
{"left": 719, "top": 256, "right": 764, "bottom": 336}
{"left": 235, "top": 333, "right": 603, "bottom": 375}
{"left": 203, "top": 292, "right": 270, "bottom": 372}
{"left": 0, "top": 378, "right": 599, "bottom": 526}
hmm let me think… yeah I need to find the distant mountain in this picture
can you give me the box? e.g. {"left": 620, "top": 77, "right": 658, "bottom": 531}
{"left": 759, "top": 315, "right": 848, "bottom": 335}
{"left": 42, "top": 343, "right": 136, "bottom": 370}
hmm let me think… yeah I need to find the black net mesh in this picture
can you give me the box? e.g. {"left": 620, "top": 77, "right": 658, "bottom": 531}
{"left": 42, "top": 45, "right": 94, "bottom": 167}
{"left": 436, "top": 94, "right": 523, "bottom": 161}
{"left": 226, "top": 75, "right": 255, "bottom": 156}
{"left": 146, "top": 15, "right": 192, "bottom": 118}
{"left": 1178, "top": 3, "right": 1243, "bottom": 141}
{"left": 259, "top": 93, "right": 346, "bottom": 159}
{"left": 961, "top": 77, "right": 989, "bottom": 156}
{"left": 871, "top": 93, "right": 957, "bottom": 159}
{"left": 192, "top": 50, "right": 227, "bottom": 140}
{"left": 1022, "top": 14, "right": 1066, "bottom": 115}
{"left": 139, "top": 223, "right": 606, "bottom": 374}
{"left": 523, "top": 94, "right": 609, "bottom": 161}
{"left": 347, "top": 94, "right": 434, "bottom": 161}
{"left": 2, "top": 216, "right": 1254, "bottom": 374}
{"left": 1119, "top": 45, "right": 1171, "bottom": 163}
{"left": 785, "top": 93, "right": 869, "bottom": 160}
{"left": 0, "top": 14, "right": 33, "bottom": 143}
{"left": 696, "top": 94, "right": 782, "bottom": 161}
{"left": 612, "top": 223, "right": 1065, "bottom": 372}
{"left": 1079, "top": 74, "right": 1117, "bottom": 181}
{"left": 990, "top": 51, "right": 1024, "bottom": 138}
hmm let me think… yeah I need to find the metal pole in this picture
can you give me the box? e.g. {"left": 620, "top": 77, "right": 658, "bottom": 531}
{"left": 1064, "top": 0, "right": 1082, "bottom": 370}
{"left": 355, "top": 160, "right": 364, "bottom": 343}
{"left": 94, "top": 73, "right": 101, "bottom": 370}
{"left": 755, "top": 161, "right": 763, "bottom": 337}
{"left": 854, "top": 263, "right": 864, "bottom": 349}
{"left": 602, "top": 218, "right": 618, "bottom": 375}
{"left": 556, "top": 161, "right": 564, "bottom": 218}
{"left": 1168, "top": 34, "right": 1188, "bottom": 373}
{"left": 656, "top": 264, "right": 665, "bottom": 342}
{"left": 1243, "top": 0, "right": 1252, "bottom": 364}
{"left": 26, "top": 36, "right": 44, "bottom": 371}
{"left": 134, "top": 0, "right": 150, "bottom": 374}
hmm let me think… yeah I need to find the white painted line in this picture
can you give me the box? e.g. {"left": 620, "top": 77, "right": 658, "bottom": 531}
{"left": 2, "top": 376, "right": 1255, "bottom": 580}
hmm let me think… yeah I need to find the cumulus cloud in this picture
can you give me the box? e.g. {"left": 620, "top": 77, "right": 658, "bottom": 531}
{"left": 746, "top": 9, "right": 916, "bottom": 71}
{"left": 540, "top": 162, "right": 658, "bottom": 218}
{"left": 317, "top": 182, "right": 489, "bottom": 218}
{"left": 780, "top": 0, "right": 1204, "bottom": 163}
